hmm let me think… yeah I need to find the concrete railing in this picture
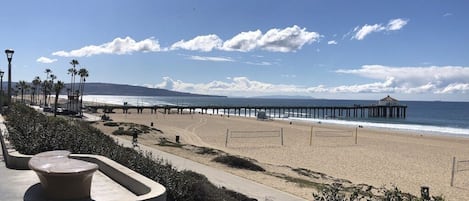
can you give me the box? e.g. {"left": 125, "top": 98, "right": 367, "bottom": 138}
{"left": 0, "top": 132, "right": 166, "bottom": 201}
{"left": 71, "top": 154, "right": 166, "bottom": 201}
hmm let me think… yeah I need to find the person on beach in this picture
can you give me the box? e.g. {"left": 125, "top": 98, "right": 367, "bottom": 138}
{"left": 132, "top": 128, "right": 138, "bottom": 147}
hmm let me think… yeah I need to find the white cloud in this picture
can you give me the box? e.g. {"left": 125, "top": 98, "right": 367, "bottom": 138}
{"left": 327, "top": 40, "right": 338, "bottom": 45}
{"left": 387, "top": 18, "right": 408, "bottom": 31}
{"left": 245, "top": 61, "right": 273, "bottom": 66}
{"left": 171, "top": 34, "right": 223, "bottom": 52}
{"left": 281, "top": 74, "right": 297, "bottom": 78}
{"left": 150, "top": 65, "right": 469, "bottom": 97}
{"left": 189, "top": 55, "right": 234, "bottom": 62}
{"left": 336, "top": 65, "right": 469, "bottom": 94}
{"left": 154, "top": 77, "right": 306, "bottom": 96}
{"left": 36, "top": 56, "right": 57, "bottom": 63}
{"left": 436, "top": 83, "right": 469, "bottom": 94}
{"left": 443, "top": 13, "right": 453, "bottom": 17}
{"left": 174, "top": 25, "right": 320, "bottom": 53}
{"left": 352, "top": 18, "right": 408, "bottom": 40}
{"left": 352, "top": 24, "right": 386, "bottom": 40}
{"left": 53, "top": 36, "right": 162, "bottom": 57}
{"left": 51, "top": 26, "right": 318, "bottom": 58}
{"left": 222, "top": 30, "right": 262, "bottom": 52}
{"left": 257, "top": 25, "right": 320, "bottom": 52}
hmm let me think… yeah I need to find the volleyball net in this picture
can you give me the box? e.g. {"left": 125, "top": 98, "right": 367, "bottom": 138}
{"left": 309, "top": 126, "right": 358, "bottom": 146}
{"left": 225, "top": 129, "right": 284, "bottom": 147}
{"left": 451, "top": 157, "right": 469, "bottom": 187}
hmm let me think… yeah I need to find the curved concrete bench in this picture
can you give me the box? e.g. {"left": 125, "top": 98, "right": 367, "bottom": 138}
{"left": 28, "top": 150, "right": 99, "bottom": 200}
{"left": 71, "top": 154, "right": 167, "bottom": 201}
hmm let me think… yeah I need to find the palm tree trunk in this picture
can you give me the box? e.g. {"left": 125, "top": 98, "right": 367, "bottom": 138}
{"left": 80, "top": 80, "right": 85, "bottom": 116}
{"left": 21, "top": 89, "right": 24, "bottom": 103}
{"left": 54, "top": 91, "right": 59, "bottom": 117}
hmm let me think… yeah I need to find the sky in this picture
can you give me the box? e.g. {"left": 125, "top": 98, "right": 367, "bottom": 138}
{"left": 1, "top": 0, "right": 469, "bottom": 101}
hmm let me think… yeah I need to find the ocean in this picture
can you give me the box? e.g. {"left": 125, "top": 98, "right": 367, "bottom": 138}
{"left": 81, "top": 95, "right": 469, "bottom": 137}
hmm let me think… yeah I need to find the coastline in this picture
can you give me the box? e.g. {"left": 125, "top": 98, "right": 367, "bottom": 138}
{"left": 90, "top": 108, "right": 469, "bottom": 201}
{"left": 288, "top": 117, "right": 469, "bottom": 138}
{"left": 79, "top": 95, "right": 469, "bottom": 138}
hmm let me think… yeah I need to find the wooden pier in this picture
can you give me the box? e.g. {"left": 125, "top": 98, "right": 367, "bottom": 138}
{"left": 87, "top": 104, "right": 407, "bottom": 119}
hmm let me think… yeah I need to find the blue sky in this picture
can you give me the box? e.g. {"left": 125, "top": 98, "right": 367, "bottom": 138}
{"left": 1, "top": 0, "right": 469, "bottom": 101}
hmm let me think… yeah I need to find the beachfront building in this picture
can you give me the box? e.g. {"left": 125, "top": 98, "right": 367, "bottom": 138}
{"left": 378, "top": 95, "right": 400, "bottom": 106}
{"left": 257, "top": 111, "right": 268, "bottom": 120}
{"left": 370, "top": 95, "right": 406, "bottom": 118}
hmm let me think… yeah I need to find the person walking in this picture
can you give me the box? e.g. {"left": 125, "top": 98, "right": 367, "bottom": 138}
{"left": 132, "top": 128, "right": 138, "bottom": 147}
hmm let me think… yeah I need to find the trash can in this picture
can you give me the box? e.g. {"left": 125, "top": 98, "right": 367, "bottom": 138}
{"left": 421, "top": 186, "right": 430, "bottom": 201}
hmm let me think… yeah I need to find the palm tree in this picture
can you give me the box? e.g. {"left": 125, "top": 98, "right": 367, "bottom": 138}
{"left": 48, "top": 74, "right": 57, "bottom": 105}
{"left": 69, "top": 60, "right": 79, "bottom": 92}
{"left": 68, "top": 59, "right": 79, "bottom": 112}
{"left": 42, "top": 80, "right": 53, "bottom": 106}
{"left": 50, "top": 74, "right": 57, "bottom": 83}
{"left": 53, "top": 81, "right": 65, "bottom": 117}
{"left": 44, "top": 68, "right": 52, "bottom": 80}
{"left": 30, "top": 86, "right": 35, "bottom": 104}
{"left": 17, "top": 81, "right": 29, "bottom": 103}
{"left": 32, "top": 76, "right": 41, "bottom": 105}
{"left": 78, "top": 68, "right": 89, "bottom": 115}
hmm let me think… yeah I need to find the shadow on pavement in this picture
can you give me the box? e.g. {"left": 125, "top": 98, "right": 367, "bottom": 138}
{"left": 24, "top": 183, "right": 96, "bottom": 201}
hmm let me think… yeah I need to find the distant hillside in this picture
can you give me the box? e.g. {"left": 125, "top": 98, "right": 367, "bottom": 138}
{"left": 252, "top": 95, "right": 314, "bottom": 99}
{"left": 64, "top": 82, "right": 221, "bottom": 97}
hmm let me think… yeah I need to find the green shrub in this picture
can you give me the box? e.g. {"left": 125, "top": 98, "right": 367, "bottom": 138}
{"left": 112, "top": 128, "right": 133, "bottom": 136}
{"left": 157, "top": 137, "right": 183, "bottom": 148}
{"left": 213, "top": 155, "right": 265, "bottom": 172}
{"left": 103, "top": 122, "right": 119, "bottom": 127}
{"left": 312, "top": 183, "right": 445, "bottom": 201}
{"left": 5, "top": 104, "right": 254, "bottom": 201}
{"left": 195, "top": 146, "right": 219, "bottom": 155}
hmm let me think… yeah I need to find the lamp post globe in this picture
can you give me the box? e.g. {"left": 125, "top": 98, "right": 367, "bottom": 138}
{"left": 5, "top": 49, "right": 14, "bottom": 105}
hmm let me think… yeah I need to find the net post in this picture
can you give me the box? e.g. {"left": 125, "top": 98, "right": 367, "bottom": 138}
{"left": 310, "top": 126, "right": 313, "bottom": 146}
{"left": 281, "top": 128, "right": 284, "bottom": 146}
{"left": 355, "top": 127, "right": 358, "bottom": 145}
{"left": 225, "top": 129, "right": 229, "bottom": 147}
{"left": 451, "top": 156, "right": 456, "bottom": 187}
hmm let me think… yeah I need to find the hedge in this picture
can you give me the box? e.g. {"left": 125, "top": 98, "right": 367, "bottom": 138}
{"left": 5, "top": 104, "right": 256, "bottom": 201}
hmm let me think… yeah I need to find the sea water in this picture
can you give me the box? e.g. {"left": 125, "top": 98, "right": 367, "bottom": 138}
{"left": 81, "top": 95, "right": 469, "bottom": 137}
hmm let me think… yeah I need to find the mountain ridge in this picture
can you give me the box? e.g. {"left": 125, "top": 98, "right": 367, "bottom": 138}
{"left": 79, "top": 82, "right": 222, "bottom": 97}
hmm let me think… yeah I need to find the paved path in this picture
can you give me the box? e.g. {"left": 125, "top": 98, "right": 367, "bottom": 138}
{"left": 115, "top": 137, "right": 307, "bottom": 201}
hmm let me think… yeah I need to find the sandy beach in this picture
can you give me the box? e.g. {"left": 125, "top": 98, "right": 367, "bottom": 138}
{"left": 91, "top": 108, "right": 469, "bottom": 200}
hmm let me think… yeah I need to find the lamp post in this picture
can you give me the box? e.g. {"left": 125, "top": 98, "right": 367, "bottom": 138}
{"left": 5, "top": 49, "right": 14, "bottom": 105}
{"left": 0, "top": 70, "right": 3, "bottom": 113}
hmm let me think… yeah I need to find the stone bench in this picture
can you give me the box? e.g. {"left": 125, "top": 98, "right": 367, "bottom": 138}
{"left": 28, "top": 150, "right": 99, "bottom": 200}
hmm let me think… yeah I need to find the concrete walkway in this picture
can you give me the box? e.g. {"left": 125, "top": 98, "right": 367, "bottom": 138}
{"left": 116, "top": 137, "right": 306, "bottom": 201}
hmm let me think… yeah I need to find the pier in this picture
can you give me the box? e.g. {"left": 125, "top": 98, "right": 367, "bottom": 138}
{"left": 87, "top": 96, "right": 407, "bottom": 119}
{"left": 87, "top": 104, "right": 407, "bottom": 119}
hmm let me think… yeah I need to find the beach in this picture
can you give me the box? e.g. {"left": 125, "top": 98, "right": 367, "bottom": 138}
{"left": 91, "top": 109, "right": 469, "bottom": 200}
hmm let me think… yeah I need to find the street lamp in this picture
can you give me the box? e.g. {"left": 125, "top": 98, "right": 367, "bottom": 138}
{"left": 0, "top": 70, "right": 3, "bottom": 113}
{"left": 5, "top": 49, "right": 14, "bottom": 105}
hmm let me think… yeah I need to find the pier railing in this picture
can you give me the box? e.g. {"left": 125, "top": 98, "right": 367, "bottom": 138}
{"left": 87, "top": 104, "right": 407, "bottom": 119}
